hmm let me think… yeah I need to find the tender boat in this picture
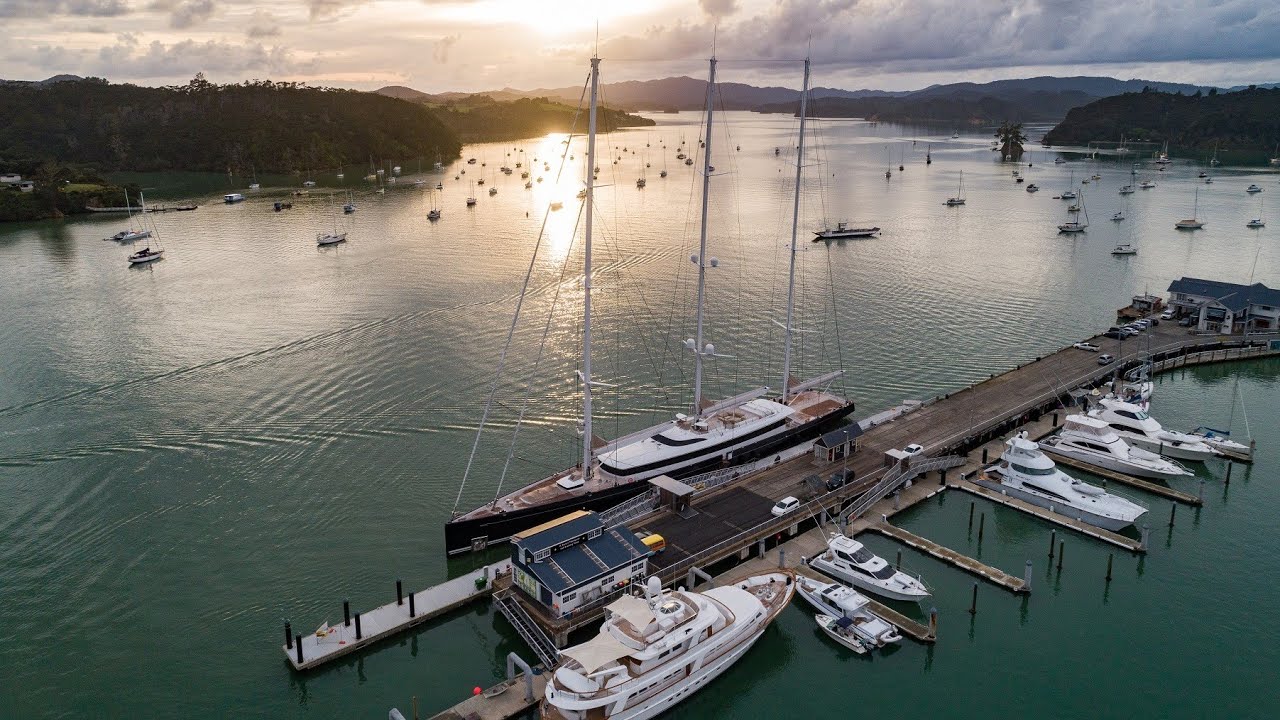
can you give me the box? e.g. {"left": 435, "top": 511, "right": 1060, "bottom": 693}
{"left": 979, "top": 433, "right": 1147, "bottom": 531}
{"left": 1111, "top": 243, "right": 1137, "bottom": 255}
{"left": 1111, "top": 211, "right": 1125, "bottom": 222}
{"left": 1026, "top": 184, "right": 1039, "bottom": 193}
{"left": 796, "top": 574, "right": 902, "bottom": 648}
{"left": 813, "top": 221, "right": 880, "bottom": 240}
{"left": 807, "top": 534, "right": 930, "bottom": 602}
{"left": 1246, "top": 184, "right": 1263, "bottom": 193}
{"left": 127, "top": 247, "right": 163, "bottom": 264}
{"left": 106, "top": 229, "right": 151, "bottom": 242}
{"left": 1041, "top": 415, "right": 1194, "bottom": 480}
{"left": 816, "top": 614, "right": 868, "bottom": 654}
{"left": 316, "top": 232, "right": 347, "bottom": 246}
{"left": 427, "top": 208, "right": 441, "bottom": 221}
{"left": 541, "top": 573, "right": 794, "bottom": 720}
{"left": 1088, "top": 398, "right": 1217, "bottom": 461}
{"left": 223, "top": 193, "right": 246, "bottom": 204}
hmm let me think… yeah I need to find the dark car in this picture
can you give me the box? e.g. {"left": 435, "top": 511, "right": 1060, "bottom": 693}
{"left": 1104, "top": 327, "right": 1125, "bottom": 339}
{"left": 827, "top": 469, "right": 854, "bottom": 491}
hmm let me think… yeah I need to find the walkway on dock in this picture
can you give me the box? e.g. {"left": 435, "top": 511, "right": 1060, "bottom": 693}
{"left": 867, "top": 522, "right": 1028, "bottom": 593}
{"left": 952, "top": 479, "right": 1145, "bottom": 552}
{"left": 427, "top": 673, "right": 548, "bottom": 720}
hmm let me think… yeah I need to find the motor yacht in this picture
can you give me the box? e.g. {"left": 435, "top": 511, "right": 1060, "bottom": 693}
{"left": 1111, "top": 244, "right": 1137, "bottom": 256}
{"left": 806, "top": 534, "right": 930, "bottom": 602}
{"left": 1246, "top": 184, "right": 1263, "bottom": 194}
{"left": 980, "top": 433, "right": 1146, "bottom": 531}
{"left": 813, "top": 222, "right": 880, "bottom": 240}
{"left": 796, "top": 574, "right": 901, "bottom": 648}
{"left": 1041, "top": 415, "right": 1193, "bottom": 480}
{"left": 1088, "top": 398, "right": 1217, "bottom": 461}
{"left": 541, "top": 573, "right": 794, "bottom": 720}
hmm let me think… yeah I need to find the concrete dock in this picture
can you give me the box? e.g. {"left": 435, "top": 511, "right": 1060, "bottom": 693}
{"left": 283, "top": 560, "right": 510, "bottom": 671}
{"left": 867, "top": 522, "right": 1029, "bottom": 593}
{"left": 426, "top": 672, "right": 549, "bottom": 720}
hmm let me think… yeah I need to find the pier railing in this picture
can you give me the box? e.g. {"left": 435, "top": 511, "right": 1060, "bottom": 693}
{"left": 843, "top": 455, "right": 965, "bottom": 522}
{"left": 494, "top": 590, "right": 561, "bottom": 667}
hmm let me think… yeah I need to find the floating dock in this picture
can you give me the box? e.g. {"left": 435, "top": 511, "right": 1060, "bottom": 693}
{"left": 867, "top": 522, "right": 1029, "bottom": 593}
{"left": 954, "top": 479, "right": 1145, "bottom": 552}
{"left": 283, "top": 560, "right": 509, "bottom": 670}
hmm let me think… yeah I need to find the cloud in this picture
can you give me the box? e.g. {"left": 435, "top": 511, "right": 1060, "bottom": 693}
{"left": 246, "top": 9, "right": 281, "bottom": 38}
{"left": 0, "top": 0, "right": 128, "bottom": 18}
{"left": 432, "top": 33, "right": 459, "bottom": 64}
{"left": 90, "top": 35, "right": 309, "bottom": 78}
{"left": 170, "top": 0, "right": 215, "bottom": 28}
{"left": 698, "top": 0, "right": 737, "bottom": 18}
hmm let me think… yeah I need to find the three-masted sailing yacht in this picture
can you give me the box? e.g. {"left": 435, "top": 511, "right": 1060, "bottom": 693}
{"left": 443, "top": 54, "right": 854, "bottom": 556}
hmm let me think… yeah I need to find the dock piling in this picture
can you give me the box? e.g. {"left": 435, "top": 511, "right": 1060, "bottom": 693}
{"left": 285, "top": 620, "right": 293, "bottom": 649}
{"left": 355, "top": 613, "right": 363, "bottom": 640}
{"left": 778, "top": 548, "right": 786, "bottom": 569}
{"left": 895, "top": 549, "right": 902, "bottom": 571}
{"left": 969, "top": 582, "right": 978, "bottom": 615}
{"left": 968, "top": 502, "right": 975, "bottom": 531}
{"left": 1052, "top": 412, "right": 1059, "bottom": 426}
{"left": 1105, "top": 553, "right": 1114, "bottom": 582}
{"left": 295, "top": 634, "right": 303, "bottom": 664}
{"left": 397, "top": 579, "right": 403, "bottom": 606}
{"left": 1049, "top": 529, "right": 1057, "bottom": 559}
{"left": 1057, "top": 541, "right": 1065, "bottom": 571}
{"left": 1198, "top": 479, "right": 1205, "bottom": 503}
{"left": 928, "top": 607, "right": 938, "bottom": 639}
{"left": 893, "top": 490, "right": 900, "bottom": 510}
{"left": 344, "top": 599, "right": 351, "bottom": 627}
{"left": 1168, "top": 501, "right": 1177, "bottom": 527}
{"left": 409, "top": 591, "right": 416, "bottom": 618}
{"left": 1024, "top": 560, "right": 1032, "bottom": 591}
{"left": 982, "top": 447, "right": 988, "bottom": 464}
{"left": 1141, "top": 524, "right": 1151, "bottom": 550}
{"left": 978, "top": 512, "right": 985, "bottom": 542}
{"left": 1225, "top": 462, "right": 1233, "bottom": 485}
{"left": 939, "top": 469, "right": 947, "bottom": 486}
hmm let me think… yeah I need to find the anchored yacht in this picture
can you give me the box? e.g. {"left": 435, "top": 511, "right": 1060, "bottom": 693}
{"left": 1042, "top": 415, "right": 1193, "bottom": 481}
{"left": 813, "top": 221, "right": 880, "bottom": 240}
{"left": 807, "top": 534, "right": 930, "bottom": 602}
{"left": 980, "top": 433, "right": 1146, "bottom": 531}
{"left": 1088, "top": 398, "right": 1217, "bottom": 461}
{"left": 796, "top": 574, "right": 902, "bottom": 648}
{"left": 541, "top": 572, "right": 794, "bottom": 720}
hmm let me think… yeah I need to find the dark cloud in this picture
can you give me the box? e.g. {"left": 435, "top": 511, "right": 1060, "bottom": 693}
{"left": 0, "top": 0, "right": 128, "bottom": 18}
{"left": 246, "top": 9, "right": 281, "bottom": 38}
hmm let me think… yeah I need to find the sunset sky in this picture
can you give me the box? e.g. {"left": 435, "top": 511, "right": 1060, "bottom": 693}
{"left": 2, "top": 0, "right": 1278, "bottom": 92}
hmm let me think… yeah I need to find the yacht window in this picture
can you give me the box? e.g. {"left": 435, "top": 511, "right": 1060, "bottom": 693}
{"left": 1029, "top": 485, "right": 1071, "bottom": 502}
{"left": 651, "top": 433, "right": 706, "bottom": 447}
{"left": 850, "top": 547, "right": 876, "bottom": 563}
{"left": 870, "top": 565, "right": 897, "bottom": 580}
{"left": 1011, "top": 462, "right": 1055, "bottom": 476}
{"left": 835, "top": 550, "right": 856, "bottom": 563}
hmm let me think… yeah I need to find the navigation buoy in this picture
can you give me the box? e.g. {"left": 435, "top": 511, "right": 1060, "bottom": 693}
{"left": 473, "top": 686, "right": 482, "bottom": 696}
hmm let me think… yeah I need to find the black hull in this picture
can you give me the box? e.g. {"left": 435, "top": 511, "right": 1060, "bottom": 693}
{"left": 443, "top": 401, "right": 856, "bottom": 555}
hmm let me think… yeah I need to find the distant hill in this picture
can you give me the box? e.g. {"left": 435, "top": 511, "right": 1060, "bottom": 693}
{"left": 1042, "top": 86, "right": 1280, "bottom": 160}
{"left": 0, "top": 76, "right": 462, "bottom": 174}
{"left": 381, "top": 92, "right": 655, "bottom": 143}
{"left": 756, "top": 90, "right": 1097, "bottom": 125}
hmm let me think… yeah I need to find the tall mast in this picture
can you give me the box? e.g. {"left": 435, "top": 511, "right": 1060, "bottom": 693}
{"left": 691, "top": 55, "right": 717, "bottom": 417}
{"left": 581, "top": 56, "right": 600, "bottom": 478}
{"left": 781, "top": 57, "right": 811, "bottom": 401}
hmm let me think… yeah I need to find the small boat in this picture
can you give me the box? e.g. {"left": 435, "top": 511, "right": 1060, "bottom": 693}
{"left": 223, "top": 193, "right": 246, "bottom": 204}
{"left": 1111, "top": 211, "right": 1125, "bottom": 222}
{"left": 951, "top": 131, "right": 960, "bottom": 139}
{"left": 466, "top": 181, "right": 477, "bottom": 206}
{"left": 944, "top": 170, "right": 966, "bottom": 206}
{"left": 807, "top": 534, "right": 930, "bottom": 602}
{"left": 1175, "top": 187, "right": 1204, "bottom": 229}
{"left": 1118, "top": 184, "right": 1135, "bottom": 194}
{"left": 685, "top": 157, "right": 694, "bottom": 165}
{"left": 1091, "top": 174, "right": 1101, "bottom": 180}
{"left": 343, "top": 203, "right": 355, "bottom": 214}
{"left": 106, "top": 229, "right": 151, "bottom": 242}
{"left": 576, "top": 189, "right": 587, "bottom": 199}
{"left": 436, "top": 182, "right": 443, "bottom": 190}
{"left": 248, "top": 183, "right": 260, "bottom": 190}
{"left": 815, "top": 614, "right": 868, "bottom": 654}
{"left": 316, "top": 232, "right": 346, "bottom": 246}
{"left": 273, "top": 201, "right": 293, "bottom": 211}
{"left": 981, "top": 432, "right": 1147, "bottom": 530}
{"left": 488, "top": 186, "right": 498, "bottom": 196}
{"left": 1026, "top": 184, "right": 1039, "bottom": 193}
{"left": 1188, "top": 426, "right": 1253, "bottom": 461}
{"left": 813, "top": 222, "right": 880, "bottom": 240}
{"left": 465, "top": 196, "right": 476, "bottom": 206}
{"left": 127, "top": 246, "right": 163, "bottom": 264}
{"left": 1061, "top": 189, "right": 1077, "bottom": 200}
{"left": 1247, "top": 217, "right": 1266, "bottom": 228}
{"left": 659, "top": 170, "right": 668, "bottom": 178}
{"left": 1204, "top": 176, "right": 1214, "bottom": 184}
{"left": 1054, "top": 157, "right": 1066, "bottom": 164}
{"left": 336, "top": 173, "right": 344, "bottom": 179}
{"left": 1058, "top": 221, "right": 1087, "bottom": 233}
{"left": 1089, "top": 398, "right": 1217, "bottom": 461}
{"left": 303, "top": 180, "right": 316, "bottom": 188}
{"left": 796, "top": 574, "right": 902, "bottom": 648}
{"left": 524, "top": 181, "right": 532, "bottom": 189}
{"left": 1067, "top": 203, "right": 1081, "bottom": 213}
{"left": 1041, "top": 415, "right": 1194, "bottom": 481}
{"left": 1111, "top": 243, "right": 1137, "bottom": 255}
{"left": 636, "top": 177, "right": 646, "bottom": 188}
{"left": 1139, "top": 180, "right": 1156, "bottom": 189}
{"left": 1246, "top": 184, "right": 1263, "bottom": 194}
{"left": 1198, "top": 171, "right": 1208, "bottom": 178}
{"left": 427, "top": 208, "right": 441, "bottom": 221}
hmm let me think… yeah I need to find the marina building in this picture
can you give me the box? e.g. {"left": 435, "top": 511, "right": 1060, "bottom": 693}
{"left": 510, "top": 510, "right": 651, "bottom": 618}
{"left": 1166, "top": 277, "right": 1280, "bottom": 334}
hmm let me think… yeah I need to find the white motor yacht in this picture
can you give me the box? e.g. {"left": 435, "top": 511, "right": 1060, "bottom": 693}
{"left": 796, "top": 574, "right": 902, "bottom": 648}
{"left": 1246, "top": 184, "right": 1263, "bottom": 194}
{"left": 816, "top": 614, "right": 868, "bottom": 654}
{"left": 106, "top": 229, "right": 151, "bottom": 242}
{"left": 980, "top": 433, "right": 1146, "bottom": 531}
{"left": 541, "top": 573, "right": 794, "bottom": 720}
{"left": 1111, "top": 244, "right": 1137, "bottom": 256}
{"left": 813, "top": 221, "right": 880, "bottom": 240}
{"left": 1088, "top": 398, "right": 1217, "bottom": 461}
{"left": 807, "top": 534, "right": 930, "bottom": 602}
{"left": 1041, "top": 415, "right": 1193, "bottom": 480}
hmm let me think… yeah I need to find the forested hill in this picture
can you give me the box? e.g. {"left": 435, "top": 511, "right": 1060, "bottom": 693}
{"left": 0, "top": 75, "right": 463, "bottom": 174}
{"left": 393, "top": 94, "right": 656, "bottom": 142}
{"left": 1042, "top": 86, "right": 1280, "bottom": 155}
{"left": 755, "top": 90, "right": 1092, "bottom": 125}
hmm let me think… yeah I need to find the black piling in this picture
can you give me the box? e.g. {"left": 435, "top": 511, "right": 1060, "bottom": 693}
{"left": 1105, "top": 553, "right": 1114, "bottom": 582}
{"left": 397, "top": 579, "right": 404, "bottom": 606}
{"left": 968, "top": 502, "right": 975, "bottom": 530}
{"left": 981, "top": 447, "right": 989, "bottom": 464}
{"left": 409, "top": 591, "right": 416, "bottom": 617}
{"left": 355, "top": 613, "right": 363, "bottom": 640}
{"left": 895, "top": 550, "right": 902, "bottom": 571}
{"left": 1048, "top": 529, "right": 1057, "bottom": 559}
{"left": 1052, "top": 412, "right": 1059, "bottom": 426}
{"left": 978, "top": 512, "right": 985, "bottom": 542}
{"left": 285, "top": 621, "right": 293, "bottom": 649}
{"left": 295, "top": 634, "right": 303, "bottom": 664}
{"left": 343, "top": 599, "right": 351, "bottom": 627}
{"left": 969, "top": 582, "right": 978, "bottom": 615}
{"left": 1056, "top": 541, "right": 1065, "bottom": 571}
{"left": 1225, "top": 462, "right": 1233, "bottom": 485}
{"left": 1169, "top": 501, "right": 1177, "bottom": 527}
{"left": 939, "top": 468, "right": 947, "bottom": 486}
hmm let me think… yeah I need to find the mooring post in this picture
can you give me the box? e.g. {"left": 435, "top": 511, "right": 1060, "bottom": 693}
{"left": 1105, "top": 553, "right": 1114, "bottom": 582}
{"left": 928, "top": 607, "right": 938, "bottom": 639}
{"left": 968, "top": 502, "right": 975, "bottom": 530}
{"left": 295, "top": 634, "right": 303, "bottom": 664}
{"left": 969, "top": 582, "right": 978, "bottom": 615}
{"left": 1057, "top": 541, "right": 1065, "bottom": 571}
{"left": 1169, "top": 501, "right": 1177, "bottom": 527}
{"left": 893, "top": 490, "right": 900, "bottom": 511}
{"left": 981, "top": 447, "right": 989, "bottom": 464}
{"left": 1048, "top": 529, "right": 1057, "bottom": 559}
{"left": 1052, "top": 412, "right": 1059, "bottom": 426}
{"left": 1198, "top": 479, "right": 1205, "bottom": 503}
{"left": 396, "top": 579, "right": 403, "bottom": 606}
{"left": 344, "top": 599, "right": 351, "bottom": 627}
{"left": 1225, "top": 462, "right": 1233, "bottom": 485}
{"left": 355, "top": 613, "right": 363, "bottom": 640}
{"left": 895, "top": 549, "right": 902, "bottom": 570}
{"left": 778, "top": 548, "right": 786, "bottom": 569}
{"left": 285, "top": 620, "right": 293, "bottom": 649}
{"left": 978, "top": 512, "right": 985, "bottom": 542}
{"left": 1141, "top": 523, "right": 1151, "bottom": 550}
{"left": 1023, "top": 560, "right": 1032, "bottom": 591}
{"left": 939, "top": 468, "right": 947, "bottom": 486}
{"left": 409, "top": 591, "right": 416, "bottom": 618}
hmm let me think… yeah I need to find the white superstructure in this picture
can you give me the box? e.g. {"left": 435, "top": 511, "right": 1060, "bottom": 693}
{"left": 807, "top": 534, "right": 930, "bottom": 602}
{"left": 1042, "top": 415, "right": 1193, "bottom": 480}
{"left": 795, "top": 574, "right": 902, "bottom": 648}
{"left": 541, "top": 573, "right": 794, "bottom": 720}
{"left": 1088, "top": 398, "right": 1217, "bottom": 461}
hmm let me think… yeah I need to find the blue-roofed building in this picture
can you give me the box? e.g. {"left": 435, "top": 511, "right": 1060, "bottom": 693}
{"left": 1167, "top": 277, "right": 1280, "bottom": 334}
{"left": 509, "top": 510, "right": 650, "bottom": 617}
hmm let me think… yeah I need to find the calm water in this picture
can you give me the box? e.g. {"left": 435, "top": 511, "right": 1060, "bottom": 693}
{"left": 1, "top": 111, "right": 1277, "bottom": 719}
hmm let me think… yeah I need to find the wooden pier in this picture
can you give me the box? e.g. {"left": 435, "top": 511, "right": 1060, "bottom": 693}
{"left": 282, "top": 560, "right": 510, "bottom": 671}
{"left": 867, "top": 522, "right": 1029, "bottom": 593}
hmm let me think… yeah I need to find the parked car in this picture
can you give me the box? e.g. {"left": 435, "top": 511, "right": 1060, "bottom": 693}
{"left": 1097, "top": 354, "right": 1116, "bottom": 365}
{"left": 1179, "top": 316, "right": 1194, "bottom": 327}
{"left": 1135, "top": 319, "right": 1151, "bottom": 328}
{"left": 826, "top": 469, "right": 853, "bottom": 491}
{"left": 771, "top": 496, "right": 801, "bottom": 517}
{"left": 1161, "top": 310, "right": 1175, "bottom": 320}
{"left": 1073, "top": 342, "right": 1100, "bottom": 352}
{"left": 1104, "top": 327, "right": 1125, "bottom": 339}
{"left": 903, "top": 443, "right": 925, "bottom": 456}
{"left": 1149, "top": 317, "right": 1160, "bottom": 326}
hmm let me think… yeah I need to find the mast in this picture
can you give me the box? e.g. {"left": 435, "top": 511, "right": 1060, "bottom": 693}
{"left": 781, "top": 57, "right": 811, "bottom": 401}
{"left": 581, "top": 55, "right": 600, "bottom": 477}
{"left": 690, "top": 55, "right": 717, "bottom": 417}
